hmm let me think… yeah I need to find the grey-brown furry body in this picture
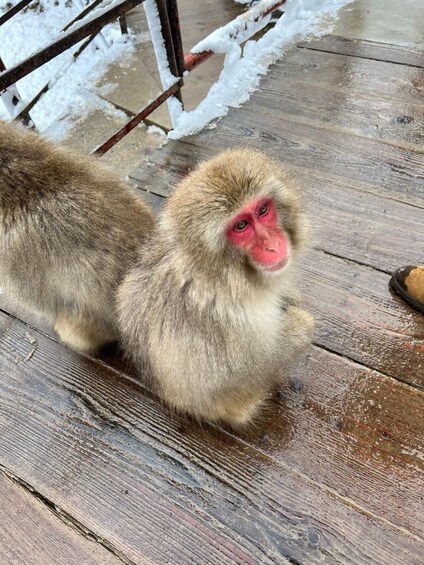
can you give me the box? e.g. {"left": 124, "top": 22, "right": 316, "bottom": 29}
{"left": 0, "top": 120, "right": 155, "bottom": 352}
{"left": 118, "top": 148, "right": 314, "bottom": 426}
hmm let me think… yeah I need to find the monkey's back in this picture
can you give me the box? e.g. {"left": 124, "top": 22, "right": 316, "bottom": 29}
{"left": 0, "top": 120, "right": 155, "bottom": 326}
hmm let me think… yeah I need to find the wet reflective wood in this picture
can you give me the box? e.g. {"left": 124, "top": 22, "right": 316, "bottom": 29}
{"left": 210, "top": 115, "right": 424, "bottom": 206}
{"left": 302, "top": 249, "right": 424, "bottom": 387}
{"left": 238, "top": 347, "right": 424, "bottom": 538}
{"left": 257, "top": 49, "right": 424, "bottom": 147}
{"left": 0, "top": 311, "right": 423, "bottom": 563}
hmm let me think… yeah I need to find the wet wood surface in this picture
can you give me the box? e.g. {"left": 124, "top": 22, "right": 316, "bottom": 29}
{"left": 1, "top": 32, "right": 424, "bottom": 565}
{"left": 0, "top": 471, "right": 122, "bottom": 565}
{"left": 1, "top": 311, "right": 423, "bottom": 564}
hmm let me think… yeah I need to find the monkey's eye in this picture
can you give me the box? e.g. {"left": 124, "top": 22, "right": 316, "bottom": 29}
{"left": 234, "top": 220, "right": 248, "bottom": 231}
{"left": 258, "top": 203, "right": 268, "bottom": 216}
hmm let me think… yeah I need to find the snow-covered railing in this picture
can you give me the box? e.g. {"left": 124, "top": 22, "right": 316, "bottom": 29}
{"left": 1, "top": 0, "right": 352, "bottom": 152}
{"left": 185, "top": 0, "right": 286, "bottom": 72}
{"left": 93, "top": 0, "right": 287, "bottom": 154}
{"left": 0, "top": 0, "right": 287, "bottom": 151}
{"left": 0, "top": 0, "right": 142, "bottom": 126}
{"left": 0, "top": 0, "right": 142, "bottom": 92}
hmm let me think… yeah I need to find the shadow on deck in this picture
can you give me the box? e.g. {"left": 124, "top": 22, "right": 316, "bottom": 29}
{"left": 1, "top": 21, "right": 424, "bottom": 565}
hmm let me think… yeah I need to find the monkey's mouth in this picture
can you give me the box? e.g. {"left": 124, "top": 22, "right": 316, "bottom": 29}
{"left": 261, "top": 256, "right": 289, "bottom": 273}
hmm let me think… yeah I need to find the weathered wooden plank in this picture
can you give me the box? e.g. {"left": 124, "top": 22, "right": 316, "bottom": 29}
{"left": 132, "top": 118, "right": 424, "bottom": 210}
{"left": 237, "top": 347, "right": 424, "bottom": 539}
{"left": 302, "top": 249, "right": 424, "bottom": 387}
{"left": 255, "top": 48, "right": 424, "bottom": 146}
{"left": 130, "top": 146, "right": 424, "bottom": 274}
{"left": 213, "top": 111, "right": 424, "bottom": 206}
{"left": 1, "top": 311, "right": 423, "bottom": 564}
{"left": 300, "top": 175, "right": 424, "bottom": 273}
{"left": 0, "top": 471, "right": 122, "bottom": 565}
{"left": 298, "top": 35, "right": 424, "bottom": 68}
{"left": 3, "top": 290, "right": 422, "bottom": 539}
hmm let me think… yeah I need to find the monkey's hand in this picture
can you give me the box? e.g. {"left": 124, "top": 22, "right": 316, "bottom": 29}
{"left": 284, "top": 305, "right": 315, "bottom": 356}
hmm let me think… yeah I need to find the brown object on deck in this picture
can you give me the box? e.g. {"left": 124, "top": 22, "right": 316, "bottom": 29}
{"left": 1, "top": 20, "right": 423, "bottom": 565}
{"left": 391, "top": 265, "right": 424, "bottom": 313}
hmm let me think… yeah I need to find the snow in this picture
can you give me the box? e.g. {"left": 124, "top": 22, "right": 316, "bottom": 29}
{"left": 147, "top": 124, "right": 166, "bottom": 137}
{"left": 0, "top": 0, "right": 137, "bottom": 138}
{"left": 0, "top": 0, "right": 353, "bottom": 142}
{"left": 168, "top": 0, "right": 354, "bottom": 139}
{"left": 143, "top": 0, "right": 178, "bottom": 90}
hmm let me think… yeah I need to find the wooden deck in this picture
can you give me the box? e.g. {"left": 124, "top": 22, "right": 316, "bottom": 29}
{"left": 1, "top": 27, "right": 424, "bottom": 565}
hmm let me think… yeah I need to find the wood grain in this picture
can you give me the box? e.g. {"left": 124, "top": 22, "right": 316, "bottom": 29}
{"left": 302, "top": 249, "right": 424, "bottom": 388}
{"left": 0, "top": 471, "right": 122, "bottom": 565}
{"left": 298, "top": 35, "right": 424, "bottom": 68}
{"left": 237, "top": 346, "right": 424, "bottom": 538}
{"left": 255, "top": 48, "right": 424, "bottom": 147}
{"left": 1, "top": 311, "right": 423, "bottom": 564}
{"left": 213, "top": 112, "right": 424, "bottom": 206}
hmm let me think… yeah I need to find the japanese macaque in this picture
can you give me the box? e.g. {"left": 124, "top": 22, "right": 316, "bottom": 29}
{"left": 118, "top": 148, "right": 314, "bottom": 426}
{"left": 0, "top": 120, "right": 155, "bottom": 352}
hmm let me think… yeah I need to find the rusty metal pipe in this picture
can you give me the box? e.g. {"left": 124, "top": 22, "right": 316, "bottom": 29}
{"left": 0, "top": 0, "right": 145, "bottom": 92}
{"left": 0, "top": 0, "right": 32, "bottom": 27}
{"left": 166, "top": 0, "right": 185, "bottom": 77}
{"left": 92, "top": 81, "right": 181, "bottom": 156}
{"left": 183, "top": 0, "right": 286, "bottom": 72}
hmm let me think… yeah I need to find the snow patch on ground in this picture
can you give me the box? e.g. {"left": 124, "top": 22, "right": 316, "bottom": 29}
{"left": 147, "top": 124, "right": 167, "bottom": 137}
{"left": 0, "top": 0, "right": 136, "bottom": 138}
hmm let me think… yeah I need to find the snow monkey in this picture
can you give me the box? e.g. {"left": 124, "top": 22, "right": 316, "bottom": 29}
{"left": 0, "top": 120, "right": 155, "bottom": 352}
{"left": 118, "top": 148, "right": 314, "bottom": 426}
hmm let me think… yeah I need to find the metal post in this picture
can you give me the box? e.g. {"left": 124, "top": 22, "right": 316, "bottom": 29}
{"left": 166, "top": 0, "right": 185, "bottom": 78}
{"left": 155, "top": 0, "right": 183, "bottom": 104}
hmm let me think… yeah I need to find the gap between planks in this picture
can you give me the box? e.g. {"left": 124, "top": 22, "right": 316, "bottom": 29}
{"left": 297, "top": 36, "right": 424, "bottom": 69}
{"left": 0, "top": 465, "right": 135, "bottom": 565}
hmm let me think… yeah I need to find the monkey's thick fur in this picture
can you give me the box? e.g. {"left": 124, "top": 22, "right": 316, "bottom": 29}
{"left": 0, "top": 120, "right": 155, "bottom": 352}
{"left": 118, "top": 148, "right": 314, "bottom": 426}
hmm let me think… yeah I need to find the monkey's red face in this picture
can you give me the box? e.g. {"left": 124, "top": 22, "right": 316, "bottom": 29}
{"left": 226, "top": 198, "right": 289, "bottom": 272}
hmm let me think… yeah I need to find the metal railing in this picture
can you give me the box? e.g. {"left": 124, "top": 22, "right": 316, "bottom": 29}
{"left": 0, "top": 0, "right": 286, "bottom": 154}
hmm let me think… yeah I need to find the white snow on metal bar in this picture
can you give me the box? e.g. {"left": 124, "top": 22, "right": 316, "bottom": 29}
{"left": 192, "top": 0, "right": 283, "bottom": 55}
{"left": 168, "top": 0, "right": 354, "bottom": 139}
{"left": 0, "top": 0, "right": 137, "bottom": 136}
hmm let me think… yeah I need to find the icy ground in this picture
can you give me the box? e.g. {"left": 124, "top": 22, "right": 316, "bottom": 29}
{"left": 0, "top": 0, "right": 353, "bottom": 140}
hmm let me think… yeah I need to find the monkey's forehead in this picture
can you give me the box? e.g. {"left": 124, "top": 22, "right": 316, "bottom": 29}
{"left": 174, "top": 171, "right": 287, "bottom": 212}
{"left": 167, "top": 148, "right": 297, "bottom": 224}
